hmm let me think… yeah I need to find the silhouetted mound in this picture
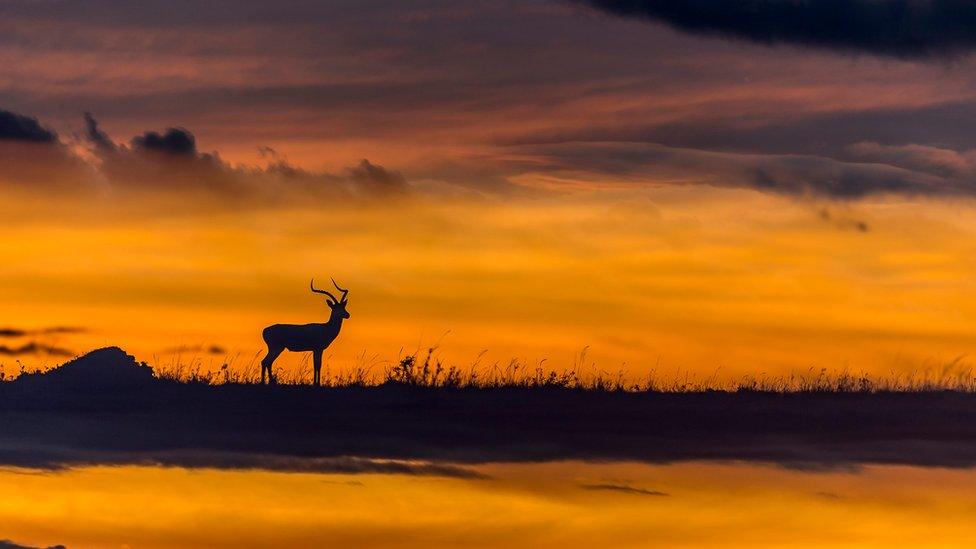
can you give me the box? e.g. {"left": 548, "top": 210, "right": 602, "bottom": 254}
{"left": 0, "top": 539, "right": 66, "bottom": 549}
{"left": 15, "top": 346, "right": 155, "bottom": 388}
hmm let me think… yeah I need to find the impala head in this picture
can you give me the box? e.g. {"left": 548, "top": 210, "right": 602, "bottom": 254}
{"left": 310, "top": 278, "right": 350, "bottom": 319}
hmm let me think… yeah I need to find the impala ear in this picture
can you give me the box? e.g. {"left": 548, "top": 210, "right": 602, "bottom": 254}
{"left": 326, "top": 299, "right": 336, "bottom": 306}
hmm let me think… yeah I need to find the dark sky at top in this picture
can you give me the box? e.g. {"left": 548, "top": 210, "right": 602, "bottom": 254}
{"left": 1, "top": 0, "right": 976, "bottom": 198}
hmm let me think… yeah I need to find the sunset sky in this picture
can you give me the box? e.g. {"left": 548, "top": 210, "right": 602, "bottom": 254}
{"left": 10, "top": 3, "right": 976, "bottom": 549}
{"left": 5, "top": 1, "right": 976, "bottom": 380}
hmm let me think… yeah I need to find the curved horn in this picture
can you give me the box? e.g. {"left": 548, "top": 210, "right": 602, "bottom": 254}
{"left": 332, "top": 278, "right": 349, "bottom": 302}
{"left": 310, "top": 278, "right": 339, "bottom": 302}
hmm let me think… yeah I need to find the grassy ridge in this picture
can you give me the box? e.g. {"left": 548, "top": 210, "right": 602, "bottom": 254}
{"left": 146, "top": 347, "right": 976, "bottom": 393}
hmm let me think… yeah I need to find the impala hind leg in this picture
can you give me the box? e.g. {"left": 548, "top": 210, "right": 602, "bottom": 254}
{"left": 312, "top": 350, "right": 323, "bottom": 386}
{"left": 262, "top": 345, "right": 284, "bottom": 385}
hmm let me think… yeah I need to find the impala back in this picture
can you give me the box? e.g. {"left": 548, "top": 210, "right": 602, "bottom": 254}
{"left": 262, "top": 323, "right": 327, "bottom": 352}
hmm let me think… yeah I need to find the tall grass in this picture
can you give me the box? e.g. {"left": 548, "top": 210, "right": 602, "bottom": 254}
{"left": 152, "top": 350, "right": 264, "bottom": 385}
{"left": 141, "top": 347, "right": 976, "bottom": 393}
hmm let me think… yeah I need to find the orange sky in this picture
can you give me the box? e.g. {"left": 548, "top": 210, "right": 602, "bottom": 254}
{"left": 4, "top": 1, "right": 976, "bottom": 384}
{"left": 6, "top": 4, "right": 976, "bottom": 547}
{"left": 4, "top": 185, "right": 976, "bottom": 383}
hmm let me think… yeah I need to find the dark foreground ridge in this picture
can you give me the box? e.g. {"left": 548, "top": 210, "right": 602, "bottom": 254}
{"left": 3, "top": 347, "right": 976, "bottom": 475}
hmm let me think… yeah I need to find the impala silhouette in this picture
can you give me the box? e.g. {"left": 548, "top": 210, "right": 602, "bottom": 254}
{"left": 261, "top": 278, "right": 350, "bottom": 385}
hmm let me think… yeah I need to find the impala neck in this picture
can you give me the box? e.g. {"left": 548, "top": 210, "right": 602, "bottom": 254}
{"left": 327, "top": 311, "right": 345, "bottom": 329}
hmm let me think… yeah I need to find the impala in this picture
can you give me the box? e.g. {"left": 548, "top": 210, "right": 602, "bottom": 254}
{"left": 261, "top": 278, "right": 350, "bottom": 385}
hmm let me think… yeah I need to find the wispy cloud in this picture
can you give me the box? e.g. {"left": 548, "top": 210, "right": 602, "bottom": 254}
{"left": 579, "top": 483, "right": 669, "bottom": 497}
{"left": 511, "top": 141, "right": 956, "bottom": 199}
{"left": 158, "top": 345, "right": 227, "bottom": 356}
{"left": 0, "top": 327, "right": 85, "bottom": 338}
{"left": 0, "top": 343, "right": 73, "bottom": 357}
{"left": 0, "top": 447, "right": 485, "bottom": 479}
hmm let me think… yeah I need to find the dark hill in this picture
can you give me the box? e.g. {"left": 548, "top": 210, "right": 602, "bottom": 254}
{"left": 14, "top": 346, "right": 155, "bottom": 389}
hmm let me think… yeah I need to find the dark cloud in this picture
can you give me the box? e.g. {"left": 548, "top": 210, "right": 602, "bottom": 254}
{"left": 158, "top": 344, "right": 227, "bottom": 355}
{"left": 0, "top": 109, "right": 56, "bottom": 142}
{"left": 82, "top": 111, "right": 113, "bottom": 153}
{"left": 579, "top": 483, "right": 669, "bottom": 496}
{"left": 0, "top": 343, "right": 73, "bottom": 357}
{"left": 132, "top": 126, "right": 197, "bottom": 156}
{"left": 322, "top": 479, "right": 365, "bottom": 486}
{"left": 42, "top": 327, "right": 86, "bottom": 335}
{"left": 0, "top": 327, "right": 86, "bottom": 338}
{"left": 81, "top": 112, "right": 409, "bottom": 200}
{"left": 579, "top": 0, "right": 976, "bottom": 58}
{"left": 0, "top": 540, "right": 66, "bottom": 549}
{"left": 86, "top": 114, "right": 236, "bottom": 191}
{"left": 5, "top": 104, "right": 976, "bottom": 201}
{"left": 0, "top": 109, "right": 90, "bottom": 188}
{"left": 818, "top": 208, "right": 869, "bottom": 233}
{"left": 348, "top": 159, "right": 409, "bottom": 196}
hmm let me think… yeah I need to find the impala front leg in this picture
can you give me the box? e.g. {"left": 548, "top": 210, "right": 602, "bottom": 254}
{"left": 312, "top": 350, "right": 323, "bottom": 386}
